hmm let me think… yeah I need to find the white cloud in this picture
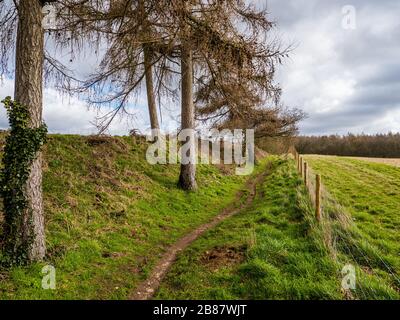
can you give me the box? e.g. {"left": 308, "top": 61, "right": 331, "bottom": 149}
{"left": 0, "top": 77, "right": 180, "bottom": 135}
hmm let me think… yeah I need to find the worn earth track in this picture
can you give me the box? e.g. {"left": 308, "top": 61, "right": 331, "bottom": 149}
{"left": 129, "top": 164, "right": 271, "bottom": 300}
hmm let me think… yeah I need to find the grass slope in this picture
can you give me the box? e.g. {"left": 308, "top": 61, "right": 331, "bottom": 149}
{"left": 0, "top": 135, "right": 248, "bottom": 299}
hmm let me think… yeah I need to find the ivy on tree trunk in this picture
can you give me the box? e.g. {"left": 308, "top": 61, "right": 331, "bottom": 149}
{"left": 0, "top": 97, "right": 47, "bottom": 265}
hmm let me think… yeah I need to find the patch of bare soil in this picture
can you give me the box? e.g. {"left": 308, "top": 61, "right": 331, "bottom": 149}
{"left": 86, "top": 135, "right": 129, "bottom": 152}
{"left": 216, "top": 163, "right": 235, "bottom": 175}
{"left": 102, "top": 252, "right": 127, "bottom": 259}
{"left": 201, "top": 246, "right": 246, "bottom": 271}
{"left": 86, "top": 135, "right": 113, "bottom": 147}
{"left": 129, "top": 164, "right": 271, "bottom": 300}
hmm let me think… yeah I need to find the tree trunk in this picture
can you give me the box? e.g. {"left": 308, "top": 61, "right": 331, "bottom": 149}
{"left": 138, "top": 0, "right": 159, "bottom": 131}
{"left": 143, "top": 45, "right": 160, "bottom": 130}
{"left": 13, "top": 0, "right": 46, "bottom": 261}
{"left": 178, "top": 44, "right": 197, "bottom": 191}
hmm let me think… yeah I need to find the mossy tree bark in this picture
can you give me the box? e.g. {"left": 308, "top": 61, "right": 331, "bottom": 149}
{"left": 178, "top": 44, "right": 197, "bottom": 191}
{"left": 12, "top": 0, "right": 46, "bottom": 261}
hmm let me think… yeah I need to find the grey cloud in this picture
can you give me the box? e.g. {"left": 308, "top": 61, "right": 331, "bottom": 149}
{"left": 361, "top": 65, "right": 400, "bottom": 87}
{"left": 268, "top": 0, "right": 400, "bottom": 135}
{"left": 348, "top": 83, "right": 400, "bottom": 108}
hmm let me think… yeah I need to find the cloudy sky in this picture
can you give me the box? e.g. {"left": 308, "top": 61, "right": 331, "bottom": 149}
{"left": 0, "top": 0, "right": 399, "bottom": 135}
{"left": 269, "top": 0, "right": 400, "bottom": 135}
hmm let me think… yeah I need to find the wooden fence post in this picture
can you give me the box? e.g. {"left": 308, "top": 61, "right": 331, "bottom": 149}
{"left": 300, "top": 157, "right": 303, "bottom": 176}
{"left": 299, "top": 155, "right": 301, "bottom": 173}
{"left": 304, "top": 162, "right": 308, "bottom": 185}
{"left": 299, "top": 156, "right": 301, "bottom": 173}
{"left": 315, "top": 174, "right": 321, "bottom": 221}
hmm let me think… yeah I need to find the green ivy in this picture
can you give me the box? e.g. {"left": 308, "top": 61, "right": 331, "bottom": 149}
{"left": 0, "top": 96, "right": 47, "bottom": 265}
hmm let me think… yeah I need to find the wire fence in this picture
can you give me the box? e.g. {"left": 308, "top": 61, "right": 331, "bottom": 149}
{"left": 291, "top": 149, "right": 400, "bottom": 299}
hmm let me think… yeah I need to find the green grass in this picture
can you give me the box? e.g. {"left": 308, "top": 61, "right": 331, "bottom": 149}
{"left": 155, "top": 157, "right": 400, "bottom": 300}
{"left": 1, "top": 135, "right": 398, "bottom": 300}
{"left": 0, "top": 134, "right": 249, "bottom": 299}
{"left": 155, "top": 157, "right": 343, "bottom": 299}
{"left": 304, "top": 155, "right": 400, "bottom": 299}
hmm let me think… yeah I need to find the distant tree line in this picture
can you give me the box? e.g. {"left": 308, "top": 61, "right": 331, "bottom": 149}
{"left": 295, "top": 133, "right": 400, "bottom": 158}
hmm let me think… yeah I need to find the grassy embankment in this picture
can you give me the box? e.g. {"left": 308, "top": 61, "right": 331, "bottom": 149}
{"left": 156, "top": 156, "right": 400, "bottom": 300}
{"left": 0, "top": 134, "right": 250, "bottom": 299}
